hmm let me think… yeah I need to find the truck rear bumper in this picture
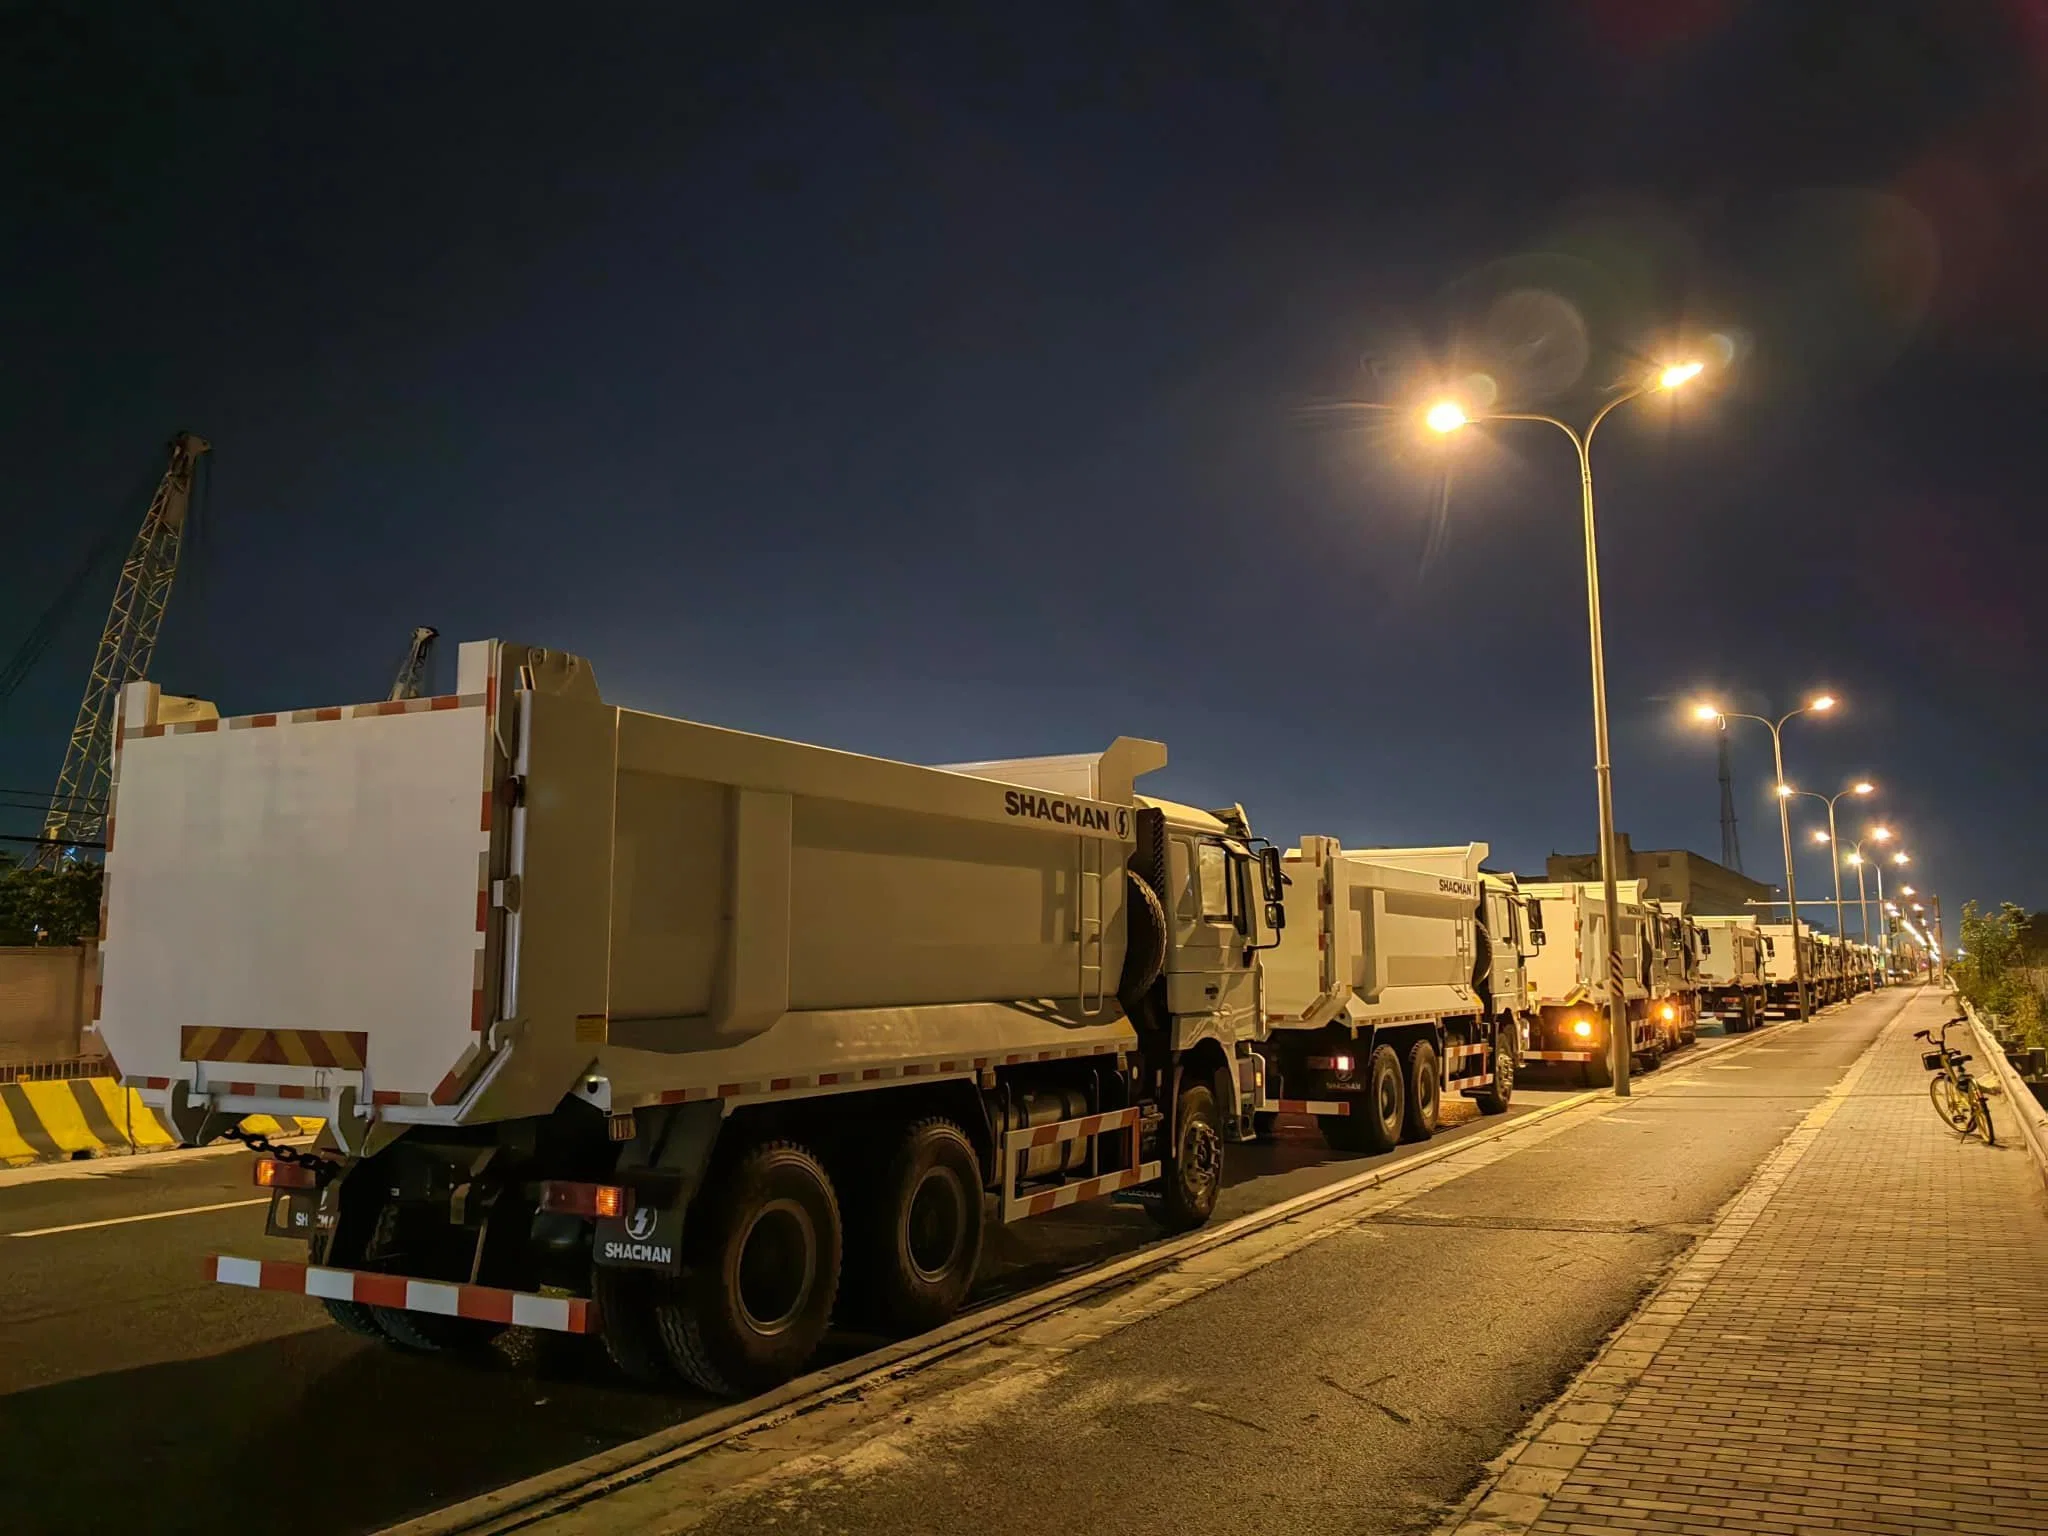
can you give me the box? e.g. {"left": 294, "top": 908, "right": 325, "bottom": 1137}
{"left": 1523, "top": 1049, "right": 1595, "bottom": 1063}
{"left": 208, "top": 1256, "right": 595, "bottom": 1334}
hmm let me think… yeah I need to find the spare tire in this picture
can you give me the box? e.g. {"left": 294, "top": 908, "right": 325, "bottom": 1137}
{"left": 1117, "top": 869, "right": 1169, "bottom": 1015}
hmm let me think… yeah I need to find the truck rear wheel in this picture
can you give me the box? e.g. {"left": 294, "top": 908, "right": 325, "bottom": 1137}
{"left": 1471, "top": 1021, "right": 1514, "bottom": 1115}
{"left": 1319, "top": 1044, "right": 1402, "bottom": 1155}
{"left": 1401, "top": 1040, "right": 1440, "bottom": 1143}
{"left": 1154, "top": 1084, "right": 1223, "bottom": 1233}
{"left": 594, "top": 1266, "right": 677, "bottom": 1386}
{"left": 657, "top": 1140, "right": 842, "bottom": 1397}
{"left": 844, "top": 1118, "right": 984, "bottom": 1337}
{"left": 322, "top": 1299, "right": 387, "bottom": 1340}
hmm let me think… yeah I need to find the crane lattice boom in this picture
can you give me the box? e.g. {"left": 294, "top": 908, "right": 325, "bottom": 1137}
{"left": 39, "top": 432, "right": 210, "bottom": 864}
{"left": 388, "top": 626, "right": 439, "bottom": 701}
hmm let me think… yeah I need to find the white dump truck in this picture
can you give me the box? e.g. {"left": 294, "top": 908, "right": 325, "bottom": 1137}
{"left": 1253, "top": 842, "right": 1528, "bottom": 1152}
{"left": 1644, "top": 902, "right": 1701, "bottom": 1052}
{"left": 94, "top": 641, "right": 1290, "bottom": 1395}
{"left": 1518, "top": 879, "right": 1662, "bottom": 1084}
{"left": 1694, "top": 914, "right": 1766, "bottom": 1031}
{"left": 1759, "top": 921, "right": 1809, "bottom": 1018}
{"left": 1812, "top": 931, "right": 1842, "bottom": 1006}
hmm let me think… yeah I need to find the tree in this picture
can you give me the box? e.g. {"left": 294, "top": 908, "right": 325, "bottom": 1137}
{"left": 0, "top": 861, "right": 103, "bottom": 946}
{"left": 1954, "top": 901, "right": 2047, "bottom": 1049}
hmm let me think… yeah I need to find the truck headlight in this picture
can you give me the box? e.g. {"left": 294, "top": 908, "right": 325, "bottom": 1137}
{"left": 1661, "top": 1005, "right": 1676, "bottom": 1022}
{"left": 1571, "top": 1019, "right": 1594, "bottom": 1038}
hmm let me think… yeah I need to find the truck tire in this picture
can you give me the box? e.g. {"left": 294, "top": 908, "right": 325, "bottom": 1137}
{"left": 844, "top": 1118, "right": 984, "bottom": 1337}
{"left": 1251, "top": 1111, "right": 1280, "bottom": 1142}
{"left": 1401, "top": 1040, "right": 1440, "bottom": 1143}
{"left": 1471, "top": 1020, "right": 1514, "bottom": 1115}
{"left": 1154, "top": 1084, "right": 1223, "bottom": 1233}
{"left": 1583, "top": 1048, "right": 1614, "bottom": 1089}
{"left": 656, "top": 1139, "right": 842, "bottom": 1397}
{"left": 370, "top": 1305, "right": 505, "bottom": 1354}
{"left": 594, "top": 1265, "right": 677, "bottom": 1386}
{"left": 1320, "top": 1044, "right": 1402, "bottom": 1155}
{"left": 1117, "top": 870, "right": 1169, "bottom": 1015}
{"left": 322, "top": 1299, "right": 387, "bottom": 1340}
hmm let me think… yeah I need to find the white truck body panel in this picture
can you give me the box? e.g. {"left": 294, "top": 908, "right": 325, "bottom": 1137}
{"left": 1265, "top": 839, "right": 1485, "bottom": 1030}
{"left": 1761, "top": 922, "right": 1805, "bottom": 984}
{"left": 1520, "top": 879, "right": 1651, "bottom": 1008}
{"left": 99, "top": 641, "right": 1176, "bottom": 1136}
{"left": 98, "top": 677, "right": 497, "bottom": 1113}
{"left": 1696, "top": 915, "right": 1765, "bottom": 988}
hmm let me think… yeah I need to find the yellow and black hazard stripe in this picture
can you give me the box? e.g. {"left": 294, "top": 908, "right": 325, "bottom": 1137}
{"left": 0, "top": 1077, "right": 320, "bottom": 1168}
{"left": 178, "top": 1027, "right": 369, "bottom": 1071}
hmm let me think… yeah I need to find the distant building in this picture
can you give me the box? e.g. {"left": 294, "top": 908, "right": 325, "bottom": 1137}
{"left": 1543, "top": 834, "right": 1778, "bottom": 919}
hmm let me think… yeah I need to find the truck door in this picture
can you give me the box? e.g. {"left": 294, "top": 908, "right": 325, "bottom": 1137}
{"left": 1164, "top": 833, "right": 1259, "bottom": 1048}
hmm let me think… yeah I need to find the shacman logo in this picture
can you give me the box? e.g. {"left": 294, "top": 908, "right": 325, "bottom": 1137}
{"left": 1002, "top": 790, "right": 1130, "bottom": 838}
{"left": 625, "top": 1207, "right": 658, "bottom": 1241}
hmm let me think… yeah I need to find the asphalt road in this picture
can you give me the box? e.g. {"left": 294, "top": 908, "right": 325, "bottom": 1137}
{"left": 0, "top": 1057, "right": 1591, "bottom": 1535}
{"left": 536, "top": 992, "right": 1910, "bottom": 1536}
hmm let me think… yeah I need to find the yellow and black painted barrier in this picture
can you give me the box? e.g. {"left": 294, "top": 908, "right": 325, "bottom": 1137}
{"left": 0, "top": 1077, "right": 320, "bottom": 1167}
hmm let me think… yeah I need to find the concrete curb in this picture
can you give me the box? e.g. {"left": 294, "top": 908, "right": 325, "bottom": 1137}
{"left": 1959, "top": 995, "right": 2048, "bottom": 1192}
{"left": 0, "top": 1076, "right": 318, "bottom": 1167}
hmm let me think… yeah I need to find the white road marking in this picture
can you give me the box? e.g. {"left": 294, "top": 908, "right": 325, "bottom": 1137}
{"left": 5, "top": 1196, "right": 269, "bottom": 1238}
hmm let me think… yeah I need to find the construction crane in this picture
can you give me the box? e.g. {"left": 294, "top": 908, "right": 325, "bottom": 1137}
{"left": 37, "top": 433, "right": 210, "bottom": 865}
{"left": 1717, "top": 718, "right": 1743, "bottom": 874}
{"left": 388, "top": 626, "right": 439, "bottom": 701}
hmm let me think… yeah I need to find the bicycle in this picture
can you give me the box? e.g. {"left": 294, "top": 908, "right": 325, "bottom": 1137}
{"left": 1916, "top": 1016, "right": 1998, "bottom": 1146}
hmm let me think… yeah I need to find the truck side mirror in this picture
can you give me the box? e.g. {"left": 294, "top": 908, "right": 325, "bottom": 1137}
{"left": 1259, "top": 847, "right": 1287, "bottom": 933}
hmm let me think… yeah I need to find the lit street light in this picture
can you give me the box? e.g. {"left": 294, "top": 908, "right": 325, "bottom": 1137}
{"left": 1428, "top": 359, "right": 1707, "bottom": 1095}
{"left": 1694, "top": 696, "right": 1838, "bottom": 1019}
{"left": 1793, "top": 781, "right": 1876, "bottom": 958}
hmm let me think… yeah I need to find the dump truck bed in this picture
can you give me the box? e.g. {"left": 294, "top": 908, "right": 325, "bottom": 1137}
{"left": 99, "top": 642, "right": 1154, "bottom": 1138}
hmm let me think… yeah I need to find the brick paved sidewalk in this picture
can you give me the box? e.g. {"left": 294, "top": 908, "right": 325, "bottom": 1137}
{"left": 1446, "top": 989, "right": 2048, "bottom": 1536}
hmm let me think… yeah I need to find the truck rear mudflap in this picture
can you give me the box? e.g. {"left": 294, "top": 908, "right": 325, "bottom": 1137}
{"left": 207, "top": 1256, "right": 595, "bottom": 1334}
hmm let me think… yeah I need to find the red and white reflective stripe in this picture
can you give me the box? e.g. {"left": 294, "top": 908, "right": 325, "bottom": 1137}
{"left": 130, "top": 693, "right": 488, "bottom": 739}
{"left": 1267, "top": 1098, "right": 1349, "bottom": 1116}
{"left": 1444, "top": 1043, "right": 1489, "bottom": 1063}
{"left": 639, "top": 1041, "right": 1117, "bottom": 1110}
{"left": 209, "top": 1256, "right": 595, "bottom": 1333}
{"left": 1524, "top": 1050, "right": 1594, "bottom": 1062}
{"left": 1008, "top": 1161, "right": 1162, "bottom": 1219}
{"left": 1013, "top": 1106, "right": 1139, "bottom": 1149}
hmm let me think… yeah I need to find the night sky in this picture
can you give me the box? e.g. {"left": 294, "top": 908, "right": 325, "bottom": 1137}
{"left": 4, "top": 2, "right": 2044, "bottom": 930}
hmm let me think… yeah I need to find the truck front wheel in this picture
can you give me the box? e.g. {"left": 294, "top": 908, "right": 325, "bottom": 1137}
{"left": 1471, "top": 1020, "right": 1514, "bottom": 1115}
{"left": 1155, "top": 1084, "right": 1223, "bottom": 1233}
{"left": 844, "top": 1118, "right": 984, "bottom": 1337}
{"left": 657, "top": 1140, "right": 843, "bottom": 1397}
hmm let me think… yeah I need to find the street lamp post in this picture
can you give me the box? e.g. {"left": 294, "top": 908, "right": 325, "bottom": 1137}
{"left": 1798, "top": 781, "right": 1875, "bottom": 949}
{"left": 1844, "top": 825, "right": 1894, "bottom": 971}
{"left": 1693, "top": 698, "right": 1838, "bottom": 1021}
{"left": 1428, "top": 359, "right": 1704, "bottom": 1098}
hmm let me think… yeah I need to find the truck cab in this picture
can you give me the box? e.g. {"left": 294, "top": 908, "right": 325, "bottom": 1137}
{"left": 1518, "top": 879, "right": 1664, "bottom": 1086}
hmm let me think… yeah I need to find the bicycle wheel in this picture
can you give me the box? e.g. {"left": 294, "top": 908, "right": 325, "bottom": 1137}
{"left": 1929, "top": 1074, "right": 1971, "bottom": 1133}
{"left": 1969, "top": 1083, "right": 1997, "bottom": 1146}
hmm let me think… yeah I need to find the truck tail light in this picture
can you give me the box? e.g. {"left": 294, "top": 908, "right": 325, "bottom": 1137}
{"left": 254, "top": 1158, "right": 319, "bottom": 1190}
{"left": 539, "top": 1180, "right": 626, "bottom": 1218}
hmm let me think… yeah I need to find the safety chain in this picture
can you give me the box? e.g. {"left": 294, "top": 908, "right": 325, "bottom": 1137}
{"left": 224, "top": 1124, "right": 346, "bottom": 1185}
